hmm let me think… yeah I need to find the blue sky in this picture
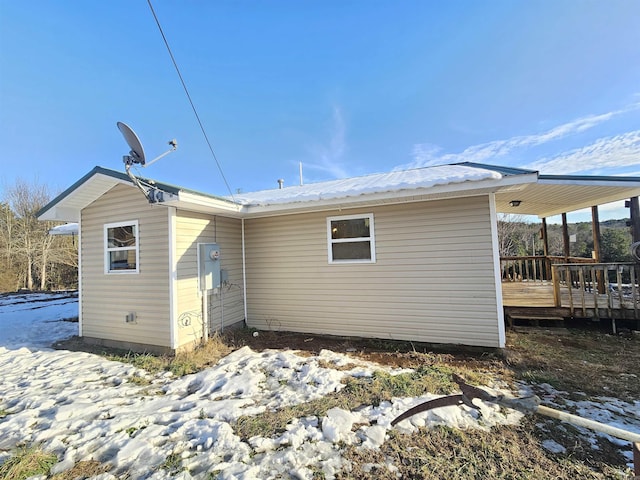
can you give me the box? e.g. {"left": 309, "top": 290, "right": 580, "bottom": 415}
{"left": 1, "top": 1, "right": 639, "bottom": 222}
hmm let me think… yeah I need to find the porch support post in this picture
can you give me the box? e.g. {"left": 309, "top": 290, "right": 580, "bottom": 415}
{"left": 630, "top": 196, "right": 640, "bottom": 243}
{"left": 591, "top": 205, "right": 605, "bottom": 294}
{"left": 630, "top": 197, "right": 640, "bottom": 332}
{"left": 541, "top": 218, "right": 550, "bottom": 280}
{"left": 561, "top": 213, "right": 570, "bottom": 260}
{"left": 591, "top": 206, "right": 602, "bottom": 262}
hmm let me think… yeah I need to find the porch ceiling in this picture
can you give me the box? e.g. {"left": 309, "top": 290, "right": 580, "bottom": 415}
{"left": 494, "top": 177, "right": 640, "bottom": 218}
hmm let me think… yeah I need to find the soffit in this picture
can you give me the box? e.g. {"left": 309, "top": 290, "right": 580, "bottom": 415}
{"left": 495, "top": 181, "right": 640, "bottom": 218}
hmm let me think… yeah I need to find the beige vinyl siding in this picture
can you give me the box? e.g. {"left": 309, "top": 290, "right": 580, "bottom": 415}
{"left": 81, "top": 184, "right": 171, "bottom": 347}
{"left": 244, "top": 196, "right": 502, "bottom": 347}
{"left": 175, "top": 211, "right": 244, "bottom": 349}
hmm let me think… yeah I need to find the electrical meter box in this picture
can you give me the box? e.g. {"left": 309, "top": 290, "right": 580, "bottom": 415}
{"left": 198, "top": 243, "right": 221, "bottom": 291}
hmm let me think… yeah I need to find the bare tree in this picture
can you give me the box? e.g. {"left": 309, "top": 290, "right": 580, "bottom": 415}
{"left": 1, "top": 179, "right": 77, "bottom": 291}
{"left": 496, "top": 214, "right": 540, "bottom": 257}
{"left": 0, "top": 202, "right": 20, "bottom": 290}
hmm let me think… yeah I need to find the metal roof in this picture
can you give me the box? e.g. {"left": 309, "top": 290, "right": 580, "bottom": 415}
{"left": 38, "top": 163, "right": 640, "bottom": 222}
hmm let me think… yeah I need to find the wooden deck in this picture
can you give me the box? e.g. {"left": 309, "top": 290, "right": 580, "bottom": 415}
{"left": 501, "top": 260, "right": 640, "bottom": 329}
{"left": 502, "top": 282, "right": 556, "bottom": 307}
{"left": 503, "top": 282, "right": 638, "bottom": 312}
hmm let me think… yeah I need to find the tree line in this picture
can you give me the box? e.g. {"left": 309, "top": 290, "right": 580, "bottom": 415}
{"left": 0, "top": 179, "right": 77, "bottom": 292}
{"left": 498, "top": 214, "right": 634, "bottom": 262}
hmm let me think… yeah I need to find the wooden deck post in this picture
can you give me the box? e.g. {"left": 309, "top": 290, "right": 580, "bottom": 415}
{"left": 630, "top": 196, "right": 640, "bottom": 243}
{"left": 630, "top": 197, "right": 640, "bottom": 331}
{"left": 551, "top": 265, "right": 561, "bottom": 307}
{"left": 591, "top": 206, "right": 602, "bottom": 262}
{"left": 541, "top": 218, "right": 550, "bottom": 280}
{"left": 591, "top": 206, "right": 605, "bottom": 294}
{"left": 561, "top": 213, "right": 570, "bottom": 260}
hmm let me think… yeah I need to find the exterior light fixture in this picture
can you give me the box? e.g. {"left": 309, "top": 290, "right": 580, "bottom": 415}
{"left": 509, "top": 200, "right": 522, "bottom": 207}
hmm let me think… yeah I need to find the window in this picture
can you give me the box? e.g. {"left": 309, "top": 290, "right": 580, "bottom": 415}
{"left": 104, "top": 221, "right": 139, "bottom": 273}
{"left": 327, "top": 213, "right": 375, "bottom": 263}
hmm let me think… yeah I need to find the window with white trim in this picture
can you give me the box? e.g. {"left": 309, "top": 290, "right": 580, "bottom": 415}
{"left": 327, "top": 213, "right": 375, "bottom": 263}
{"left": 104, "top": 220, "right": 139, "bottom": 273}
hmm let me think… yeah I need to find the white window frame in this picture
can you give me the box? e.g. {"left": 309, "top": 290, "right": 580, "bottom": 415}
{"left": 327, "top": 213, "right": 376, "bottom": 264}
{"left": 104, "top": 220, "right": 140, "bottom": 274}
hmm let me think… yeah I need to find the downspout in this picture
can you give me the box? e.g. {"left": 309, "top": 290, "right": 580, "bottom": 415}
{"left": 77, "top": 216, "right": 83, "bottom": 337}
{"left": 168, "top": 207, "right": 178, "bottom": 349}
{"left": 242, "top": 218, "right": 248, "bottom": 325}
{"left": 488, "top": 193, "right": 506, "bottom": 348}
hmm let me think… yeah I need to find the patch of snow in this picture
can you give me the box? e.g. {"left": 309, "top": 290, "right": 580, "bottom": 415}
{"left": 322, "top": 407, "right": 365, "bottom": 444}
{"left": 527, "top": 382, "right": 640, "bottom": 470}
{"left": 48, "top": 222, "right": 78, "bottom": 235}
{"left": 541, "top": 439, "right": 567, "bottom": 454}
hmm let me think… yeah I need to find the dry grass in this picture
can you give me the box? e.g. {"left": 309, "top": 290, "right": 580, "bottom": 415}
{"left": 0, "top": 446, "right": 111, "bottom": 480}
{"left": 169, "top": 334, "right": 233, "bottom": 376}
{"left": 235, "top": 365, "right": 494, "bottom": 441}
{"left": 54, "top": 333, "right": 232, "bottom": 377}
{"left": 338, "top": 418, "right": 625, "bottom": 479}
{"left": 50, "top": 460, "right": 111, "bottom": 479}
{"left": 505, "top": 328, "right": 640, "bottom": 401}
{"left": 0, "top": 446, "right": 57, "bottom": 480}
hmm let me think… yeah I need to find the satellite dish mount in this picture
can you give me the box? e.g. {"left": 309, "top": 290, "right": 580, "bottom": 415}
{"left": 116, "top": 121, "right": 178, "bottom": 203}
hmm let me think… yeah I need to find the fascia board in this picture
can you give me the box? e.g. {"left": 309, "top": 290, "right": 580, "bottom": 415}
{"left": 166, "top": 191, "right": 243, "bottom": 216}
{"left": 38, "top": 170, "right": 131, "bottom": 221}
{"left": 538, "top": 177, "right": 640, "bottom": 188}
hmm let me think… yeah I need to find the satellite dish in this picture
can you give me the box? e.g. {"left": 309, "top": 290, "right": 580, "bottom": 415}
{"left": 117, "top": 122, "right": 146, "bottom": 166}
{"left": 116, "top": 122, "right": 178, "bottom": 204}
{"left": 116, "top": 121, "right": 177, "bottom": 167}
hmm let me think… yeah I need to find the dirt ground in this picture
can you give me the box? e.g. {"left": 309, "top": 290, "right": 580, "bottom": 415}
{"left": 223, "top": 327, "right": 506, "bottom": 368}
{"left": 223, "top": 325, "right": 640, "bottom": 400}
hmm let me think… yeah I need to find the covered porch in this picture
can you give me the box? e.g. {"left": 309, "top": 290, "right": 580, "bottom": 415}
{"left": 492, "top": 167, "right": 640, "bottom": 330}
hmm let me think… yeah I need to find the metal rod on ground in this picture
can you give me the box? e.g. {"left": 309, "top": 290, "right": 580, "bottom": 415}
{"left": 392, "top": 375, "right": 640, "bottom": 476}
{"left": 536, "top": 405, "right": 640, "bottom": 443}
{"left": 492, "top": 395, "right": 640, "bottom": 443}
{"left": 533, "top": 401, "right": 640, "bottom": 476}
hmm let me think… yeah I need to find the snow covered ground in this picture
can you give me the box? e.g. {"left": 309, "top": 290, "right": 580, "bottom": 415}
{"left": 0, "top": 291, "right": 78, "bottom": 349}
{"left": 0, "top": 292, "right": 638, "bottom": 478}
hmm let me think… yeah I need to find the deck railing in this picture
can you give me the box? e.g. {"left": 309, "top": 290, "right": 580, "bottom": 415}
{"left": 551, "top": 262, "right": 639, "bottom": 319}
{"left": 501, "top": 255, "right": 595, "bottom": 283}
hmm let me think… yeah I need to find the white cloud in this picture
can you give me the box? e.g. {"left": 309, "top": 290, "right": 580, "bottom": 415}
{"left": 525, "top": 130, "right": 640, "bottom": 175}
{"left": 303, "top": 106, "right": 349, "bottom": 179}
{"left": 405, "top": 102, "right": 640, "bottom": 171}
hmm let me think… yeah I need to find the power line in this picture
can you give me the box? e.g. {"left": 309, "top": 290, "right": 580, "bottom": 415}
{"left": 147, "top": 0, "right": 236, "bottom": 202}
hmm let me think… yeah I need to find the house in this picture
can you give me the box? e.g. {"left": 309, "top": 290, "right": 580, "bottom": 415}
{"left": 38, "top": 163, "right": 640, "bottom": 353}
